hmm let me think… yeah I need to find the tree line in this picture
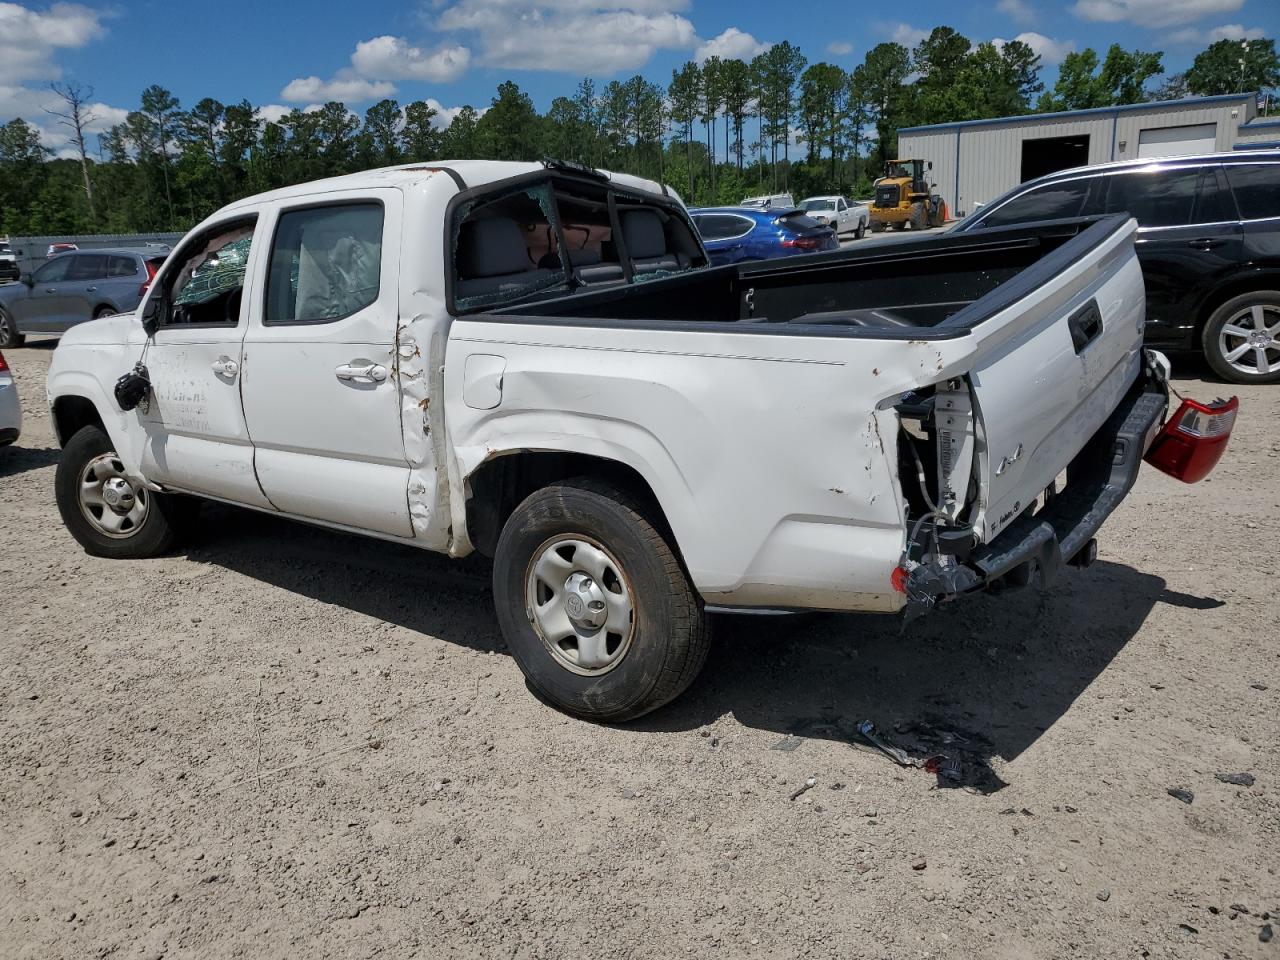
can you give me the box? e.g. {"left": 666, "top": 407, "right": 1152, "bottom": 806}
{"left": 1, "top": 30, "right": 1276, "bottom": 237}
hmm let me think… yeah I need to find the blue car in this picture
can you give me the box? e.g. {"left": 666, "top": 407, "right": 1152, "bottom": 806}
{"left": 688, "top": 206, "right": 839, "bottom": 266}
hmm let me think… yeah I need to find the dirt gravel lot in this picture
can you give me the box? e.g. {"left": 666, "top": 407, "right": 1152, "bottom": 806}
{"left": 2, "top": 341, "right": 1277, "bottom": 960}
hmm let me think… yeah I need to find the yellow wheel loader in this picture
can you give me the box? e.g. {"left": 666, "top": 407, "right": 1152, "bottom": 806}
{"left": 868, "top": 159, "right": 948, "bottom": 232}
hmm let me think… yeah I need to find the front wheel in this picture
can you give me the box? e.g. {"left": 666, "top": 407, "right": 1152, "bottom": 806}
{"left": 1202, "top": 290, "right": 1280, "bottom": 384}
{"left": 0, "top": 306, "right": 25, "bottom": 348}
{"left": 55, "top": 425, "right": 185, "bottom": 558}
{"left": 493, "top": 478, "right": 711, "bottom": 722}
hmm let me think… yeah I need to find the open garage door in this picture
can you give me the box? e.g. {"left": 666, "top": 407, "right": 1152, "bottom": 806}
{"left": 1021, "top": 135, "right": 1090, "bottom": 183}
{"left": 1137, "top": 123, "right": 1216, "bottom": 158}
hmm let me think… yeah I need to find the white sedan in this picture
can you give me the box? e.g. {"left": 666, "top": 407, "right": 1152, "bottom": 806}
{"left": 0, "top": 349, "right": 20, "bottom": 447}
{"left": 799, "top": 195, "right": 869, "bottom": 239}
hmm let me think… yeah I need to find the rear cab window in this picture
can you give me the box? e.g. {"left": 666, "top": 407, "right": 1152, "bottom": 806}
{"left": 449, "top": 173, "right": 706, "bottom": 313}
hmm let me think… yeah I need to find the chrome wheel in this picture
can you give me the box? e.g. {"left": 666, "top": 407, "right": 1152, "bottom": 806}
{"left": 524, "top": 536, "right": 635, "bottom": 676}
{"left": 78, "top": 453, "right": 149, "bottom": 538}
{"left": 1219, "top": 303, "right": 1280, "bottom": 377}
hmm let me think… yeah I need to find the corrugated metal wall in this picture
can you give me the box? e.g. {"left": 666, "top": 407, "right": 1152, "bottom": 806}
{"left": 898, "top": 95, "right": 1269, "bottom": 219}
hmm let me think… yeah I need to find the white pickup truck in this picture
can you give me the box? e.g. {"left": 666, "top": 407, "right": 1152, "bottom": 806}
{"left": 46, "top": 160, "right": 1234, "bottom": 721}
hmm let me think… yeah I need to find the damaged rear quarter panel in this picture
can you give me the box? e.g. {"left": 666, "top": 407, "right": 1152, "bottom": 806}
{"left": 444, "top": 319, "right": 977, "bottom": 611}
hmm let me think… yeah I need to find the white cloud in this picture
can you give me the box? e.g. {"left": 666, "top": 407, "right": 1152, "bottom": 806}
{"left": 0, "top": 2, "right": 105, "bottom": 84}
{"left": 826, "top": 41, "right": 853, "bottom": 57}
{"left": 994, "top": 31, "right": 1077, "bottom": 65}
{"left": 695, "top": 27, "right": 770, "bottom": 62}
{"left": 351, "top": 36, "right": 471, "bottom": 82}
{"left": 280, "top": 75, "right": 396, "bottom": 104}
{"left": 885, "top": 22, "right": 929, "bottom": 49}
{"left": 1164, "top": 22, "right": 1265, "bottom": 42}
{"left": 256, "top": 103, "right": 291, "bottom": 125}
{"left": 433, "top": 0, "right": 697, "bottom": 72}
{"left": 996, "top": 0, "right": 1036, "bottom": 25}
{"left": 1070, "top": 0, "right": 1243, "bottom": 28}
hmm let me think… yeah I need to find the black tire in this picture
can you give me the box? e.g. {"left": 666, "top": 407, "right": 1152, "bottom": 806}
{"left": 854, "top": 220, "right": 866, "bottom": 240}
{"left": 1201, "top": 289, "right": 1280, "bottom": 385}
{"left": 55, "top": 424, "right": 182, "bottom": 558}
{"left": 493, "top": 478, "right": 711, "bottom": 722}
{"left": 909, "top": 201, "right": 928, "bottom": 230}
{"left": 870, "top": 220, "right": 887, "bottom": 233}
{"left": 92, "top": 305, "right": 116, "bottom": 319}
{"left": 0, "top": 306, "right": 25, "bottom": 348}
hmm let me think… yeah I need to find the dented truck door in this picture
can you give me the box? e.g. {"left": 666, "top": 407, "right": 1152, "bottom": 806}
{"left": 239, "top": 189, "right": 414, "bottom": 537}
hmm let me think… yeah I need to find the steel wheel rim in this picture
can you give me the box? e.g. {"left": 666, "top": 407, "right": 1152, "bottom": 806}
{"left": 1219, "top": 303, "right": 1280, "bottom": 376}
{"left": 524, "top": 535, "right": 636, "bottom": 676}
{"left": 78, "top": 453, "right": 149, "bottom": 539}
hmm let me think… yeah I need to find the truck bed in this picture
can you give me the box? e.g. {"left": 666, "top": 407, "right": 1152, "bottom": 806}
{"left": 486, "top": 216, "right": 1120, "bottom": 338}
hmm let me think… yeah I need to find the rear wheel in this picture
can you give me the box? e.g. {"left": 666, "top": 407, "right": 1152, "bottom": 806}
{"left": 854, "top": 220, "right": 866, "bottom": 240}
{"left": 92, "top": 305, "right": 116, "bottom": 320}
{"left": 870, "top": 220, "right": 887, "bottom": 233}
{"left": 1202, "top": 290, "right": 1280, "bottom": 385}
{"left": 55, "top": 425, "right": 185, "bottom": 558}
{"left": 493, "top": 478, "right": 711, "bottom": 722}
{"left": 0, "top": 306, "right": 25, "bottom": 348}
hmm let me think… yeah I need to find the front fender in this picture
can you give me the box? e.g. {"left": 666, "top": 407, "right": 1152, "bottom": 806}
{"left": 47, "top": 366, "right": 149, "bottom": 483}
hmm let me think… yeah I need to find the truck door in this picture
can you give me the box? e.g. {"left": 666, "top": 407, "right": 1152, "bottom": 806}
{"left": 138, "top": 216, "right": 272, "bottom": 507}
{"left": 239, "top": 191, "right": 413, "bottom": 537}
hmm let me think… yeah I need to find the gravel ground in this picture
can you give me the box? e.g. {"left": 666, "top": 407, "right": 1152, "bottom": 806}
{"left": 2, "top": 340, "right": 1277, "bottom": 960}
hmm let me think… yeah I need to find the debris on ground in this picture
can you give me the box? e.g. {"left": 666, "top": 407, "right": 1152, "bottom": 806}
{"left": 911, "top": 858, "right": 927, "bottom": 871}
{"left": 1215, "top": 772, "right": 1256, "bottom": 786}
{"left": 789, "top": 777, "right": 817, "bottom": 801}
{"left": 1167, "top": 787, "right": 1194, "bottom": 804}
{"left": 1097, "top": 889, "right": 1111, "bottom": 902}
{"left": 1261, "top": 924, "right": 1273, "bottom": 943}
{"left": 770, "top": 735, "right": 806, "bottom": 753}
{"left": 851, "top": 718, "right": 998, "bottom": 790}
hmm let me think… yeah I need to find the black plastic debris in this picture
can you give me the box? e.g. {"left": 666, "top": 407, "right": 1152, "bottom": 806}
{"left": 1215, "top": 772, "right": 1256, "bottom": 787}
{"left": 1167, "top": 787, "right": 1194, "bottom": 804}
{"left": 1261, "top": 924, "right": 1273, "bottom": 943}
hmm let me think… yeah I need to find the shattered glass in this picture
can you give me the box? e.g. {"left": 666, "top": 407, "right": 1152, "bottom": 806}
{"left": 172, "top": 233, "right": 252, "bottom": 307}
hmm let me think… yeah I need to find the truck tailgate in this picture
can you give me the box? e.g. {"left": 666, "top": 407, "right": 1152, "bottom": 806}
{"left": 956, "top": 217, "right": 1146, "bottom": 542}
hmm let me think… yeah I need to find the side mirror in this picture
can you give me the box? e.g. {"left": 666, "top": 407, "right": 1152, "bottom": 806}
{"left": 20, "top": 273, "right": 33, "bottom": 287}
{"left": 140, "top": 293, "right": 164, "bottom": 336}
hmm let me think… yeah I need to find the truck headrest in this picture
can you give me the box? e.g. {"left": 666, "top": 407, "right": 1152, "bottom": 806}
{"left": 620, "top": 210, "right": 667, "bottom": 259}
{"left": 458, "top": 217, "right": 532, "bottom": 278}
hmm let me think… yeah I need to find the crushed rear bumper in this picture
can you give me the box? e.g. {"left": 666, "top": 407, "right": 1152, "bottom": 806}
{"left": 903, "top": 353, "right": 1169, "bottom": 619}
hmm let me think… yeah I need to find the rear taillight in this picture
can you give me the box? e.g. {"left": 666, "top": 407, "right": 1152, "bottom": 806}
{"left": 0, "top": 351, "right": 8, "bottom": 373}
{"left": 781, "top": 236, "right": 822, "bottom": 250}
{"left": 1144, "top": 396, "right": 1238, "bottom": 483}
{"left": 139, "top": 261, "right": 158, "bottom": 297}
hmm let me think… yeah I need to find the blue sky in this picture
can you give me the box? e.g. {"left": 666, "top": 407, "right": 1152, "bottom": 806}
{"left": 2, "top": 0, "right": 1276, "bottom": 154}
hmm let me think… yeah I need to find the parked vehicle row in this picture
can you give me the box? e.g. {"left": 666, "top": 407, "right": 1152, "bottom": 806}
{"left": 956, "top": 150, "right": 1280, "bottom": 384}
{"left": 0, "top": 249, "right": 166, "bottom": 347}
{"left": 42, "top": 159, "right": 1230, "bottom": 724}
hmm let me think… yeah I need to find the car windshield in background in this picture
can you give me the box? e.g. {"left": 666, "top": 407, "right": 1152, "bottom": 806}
{"left": 802, "top": 199, "right": 835, "bottom": 212}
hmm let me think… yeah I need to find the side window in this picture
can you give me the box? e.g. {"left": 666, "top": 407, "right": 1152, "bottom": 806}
{"left": 32, "top": 257, "right": 72, "bottom": 284}
{"left": 980, "top": 179, "right": 1093, "bottom": 228}
{"left": 707, "top": 214, "right": 751, "bottom": 239}
{"left": 838, "top": 198, "right": 848, "bottom": 211}
{"left": 67, "top": 254, "right": 109, "bottom": 282}
{"left": 107, "top": 255, "right": 138, "bottom": 278}
{"left": 164, "top": 220, "right": 256, "bottom": 327}
{"left": 1224, "top": 163, "right": 1280, "bottom": 220}
{"left": 1104, "top": 167, "right": 1201, "bottom": 228}
{"left": 265, "top": 203, "right": 384, "bottom": 325}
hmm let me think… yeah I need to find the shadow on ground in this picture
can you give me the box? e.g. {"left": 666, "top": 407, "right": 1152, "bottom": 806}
{"left": 188, "top": 503, "right": 1218, "bottom": 792}
{"left": 0, "top": 445, "right": 60, "bottom": 478}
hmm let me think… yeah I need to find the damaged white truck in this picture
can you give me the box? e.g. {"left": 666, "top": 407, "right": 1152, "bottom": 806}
{"left": 46, "top": 160, "right": 1236, "bottom": 721}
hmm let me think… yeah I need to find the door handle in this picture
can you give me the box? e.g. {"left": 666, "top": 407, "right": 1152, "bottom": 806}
{"left": 335, "top": 362, "right": 387, "bottom": 383}
{"left": 86, "top": 286, "right": 97, "bottom": 292}
{"left": 211, "top": 356, "right": 239, "bottom": 377}
{"left": 45, "top": 288, "right": 57, "bottom": 293}
{"left": 1188, "top": 237, "right": 1225, "bottom": 248}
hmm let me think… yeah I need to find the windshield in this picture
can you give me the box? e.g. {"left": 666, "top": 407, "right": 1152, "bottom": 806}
{"left": 802, "top": 199, "right": 835, "bottom": 212}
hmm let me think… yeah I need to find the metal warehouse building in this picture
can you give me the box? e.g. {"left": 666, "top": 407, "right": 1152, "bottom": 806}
{"left": 898, "top": 93, "right": 1280, "bottom": 219}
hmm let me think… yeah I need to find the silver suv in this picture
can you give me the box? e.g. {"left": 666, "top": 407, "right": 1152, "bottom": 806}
{"left": 0, "top": 249, "right": 167, "bottom": 347}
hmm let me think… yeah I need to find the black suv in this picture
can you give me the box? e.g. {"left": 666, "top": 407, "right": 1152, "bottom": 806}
{"left": 956, "top": 151, "right": 1280, "bottom": 384}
